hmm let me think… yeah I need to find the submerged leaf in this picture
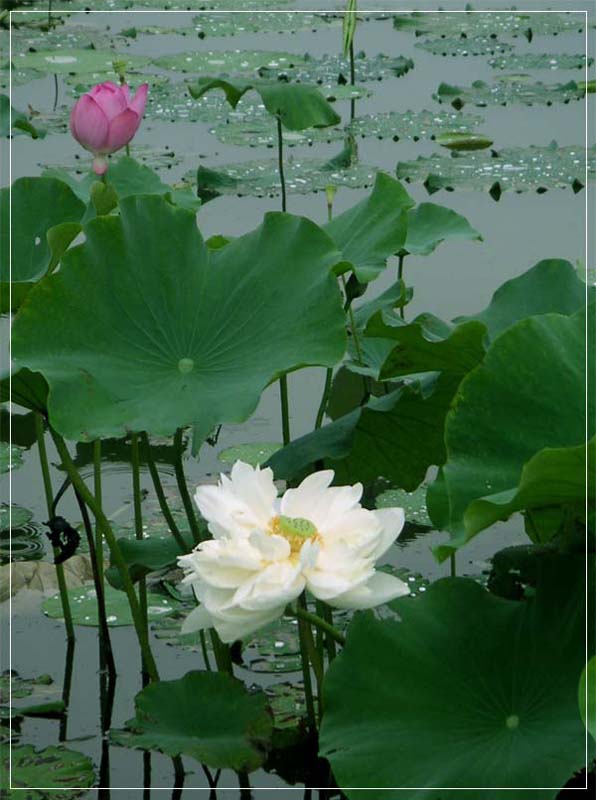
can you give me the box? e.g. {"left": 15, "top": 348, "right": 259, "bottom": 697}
{"left": 1, "top": 743, "right": 95, "bottom": 798}
{"left": 43, "top": 584, "right": 179, "bottom": 627}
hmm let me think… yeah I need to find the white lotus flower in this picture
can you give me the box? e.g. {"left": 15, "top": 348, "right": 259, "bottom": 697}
{"left": 178, "top": 461, "right": 409, "bottom": 643}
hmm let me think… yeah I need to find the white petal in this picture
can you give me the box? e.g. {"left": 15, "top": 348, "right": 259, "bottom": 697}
{"left": 181, "top": 604, "right": 212, "bottom": 634}
{"left": 329, "top": 571, "right": 410, "bottom": 610}
{"left": 212, "top": 604, "right": 286, "bottom": 643}
{"left": 280, "top": 470, "right": 335, "bottom": 520}
{"left": 367, "top": 507, "right": 406, "bottom": 560}
{"left": 249, "top": 529, "right": 291, "bottom": 562}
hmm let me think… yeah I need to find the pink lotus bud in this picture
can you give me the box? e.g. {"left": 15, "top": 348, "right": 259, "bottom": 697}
{"left": 70, "top": 81, "right": 149, "bottom": 175}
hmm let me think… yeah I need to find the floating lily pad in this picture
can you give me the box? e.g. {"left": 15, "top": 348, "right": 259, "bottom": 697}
{"left": 140, "top": 12, "right": 342, "bottom": 38}
{"left": 211, "top": 116, "right": 344, "bottom": 148}
{"left": 219, "top": 442, "right": 282, "bottom": 467}
{"left": 393, "top": 11, "right": 586, "bottom": 39}
{"left": 320, "top": 557, "right": 590, "bottom": 796}
{"left": 40, "top": 145, "right": 184, "bottom": 176}
{"left": 243, "top": 616, "right": 302, "bottom": 673}
{"left": 396, "top": 144, "right": 592, "bottom": 198}
{"left": 0, "top": 94, "right": 47, "bottom": 139}
{"left": 154, "top": 49, "right": 305, "bottom": 76}
{"left": 376, "top": 485, "right": 431, "bottom": 528}
{"left": 0, "top": 443, "right": 24, "bottom": 474}
{"left": 1, "top": 743, "right": 95, "bottom": 798}
{"left": 0, "top": 503, "right": 33, "bottom": 532}
{"left": 489, "top": 52, "right": 593, "bottom": 71}
{"left": 258, "top": 53, "right": 414, "bottom": 84}
{"left": 11, "top": 24, "right": 114, "bottom": 53}
{"left": 435, "top": 79, "right": 584, "bottom": 108}
{"left": 111, "top": 671, "right": 273, "bottom": 772}
{"left": 349, "top": 109, "right": 483, "bottom": 142}
{"left": 43, "top": 584, "right": 179, "bottom": 627}
{"left": 0, "top": 671, "right": 54, "bottom": 704}
{"left": 191, "top": 157, "right": 377, "bottom": 199}
{"left": 12, "top": 48, "right": 148, "bottom": 76}
{"left": 0, "top": 671, "right": 63, "bottom": 720}
{"left": 65, "top": 0, "right": 292, "bottom": 8}
{"left": 266, "top": 682, "right": 307, "bottom": 732}
{"left": 416, "top": 35, "right": 512, "bottom": 57}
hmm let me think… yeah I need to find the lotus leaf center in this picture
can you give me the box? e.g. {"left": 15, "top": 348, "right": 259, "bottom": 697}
{"left": 177, "top": 357, "right": 195, "bottom": 374}
{"left": 505, "top": 715, "right": 520, "bottom": 730}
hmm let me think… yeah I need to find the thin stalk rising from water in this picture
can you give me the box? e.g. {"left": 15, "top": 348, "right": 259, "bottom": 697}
{"left": 275, "top": 113, "right": 292, "bottom": 446}
{"left": 34, "top": 413, "right": 74, "bottom": 642}
{"left": 173, "top": 428, "right": 203, "bottom": 545}
{"left": 141, "top": 431, "right": 187, "bottom": 553}
{"left": 131, "top": 432, "right": 149, "bottom": 677}
{"left": 51, "top": 430, "right": 159, "bottom": 681}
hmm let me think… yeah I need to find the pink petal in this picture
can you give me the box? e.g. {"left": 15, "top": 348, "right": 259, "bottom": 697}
{"left": 104, "top": 108, "right": 141, "bottom": 152}
{"left": 120, "top": 83, "right": 131, "bottom": 104}
{"left": 129, "top": 83, "right": 148, "bottom": 116}
{"left": 70, "top": 95, "right": 110, "bottom": 153}
{"left": 90, "top": 82, "right": 128, "bottom": 121}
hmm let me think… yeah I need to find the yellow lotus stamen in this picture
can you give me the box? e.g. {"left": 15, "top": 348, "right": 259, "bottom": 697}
{"left": 270, "top": 514, "right": 320, "bottom": 556}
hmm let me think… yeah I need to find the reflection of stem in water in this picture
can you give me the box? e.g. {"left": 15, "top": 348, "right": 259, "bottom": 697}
{"left": 276, "top": 114, "right": 291, "bottom": 447}
{"left": 238, "top": 770, "right": 252, "bottom": 800}
{"left": 131, "top": 432, "right": 149, "bottom": 678}
{"left": 51, "top": 430, "right": 160, "bottom": 681}
{"left": 171, "top": 755, "right": 185, "bottom": 800}
{"left": 73, "top": 488, "right": 116, "bottom": 677}
{"left": 297, "top": 594, "right": 317, "bottom": 732}
{"left": 98, "top": 665, "right": 116, "bottom": 800}
{"left": 173, "top": 428, "right": 203, "bottom": 545}
{"left": 34, "top": 413, "right": 75, "bottom": 642}
{"left": 202, "top": 765, "right": 221, "bottom": 789}
{"left": 349, "top": 41, "right": 356, "bottom": 121}
{"left": 450, "top": 553, "right": 457, "bottom": 577}
{"left": 141, "top": 432, "right": 187, "bottom": 553}
{"left": 52, "top": 73, "right": 59, "bottom": 112}
{"left": 143, "top": 750, "right": 151, "bottom": 800}
{"left": 93, "top": 440, "right": 105, "bottom": 588}
{"left": 58, "top": 637, "right": 75, "bottom": 742}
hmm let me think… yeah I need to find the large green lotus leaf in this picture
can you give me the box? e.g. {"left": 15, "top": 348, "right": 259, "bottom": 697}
{"left": 12, "top": 48, "right": 148, "bottom": 75}
{"left": 392, "top": 11, "right": 586, "bottom": 38}
{"left": 0, "top": 177, "right": 85, "bottom": 284}
{"left": 579, "top": 657, "right": 596, "bottom": 741}
{"left": 1, "top": 743, "right": 95, "bottom": 799}
{"left": 268, "top": 373, "right": 457, "bottom": 491}
{"left": 0, "top": 502, "right": 33, "bottom": 532}
{"left": 489, "top": 53, "right": 592, "bottom": 71}
{"left": 435, "top": 79, "right": 584, "bottom": 109}
{"left": 396, "top": 144, "right": 591, "bottom": 198}
{"left": 111, "top": 671, "right": 272, "bottom": 772}
{"left": 319, "top": 556, "right": 590, "bottom": 798}
{"left": 364, "top": 313, "right": 487, "bottom": 379}
{"left": 12, "top": 195, "right": 346, "bottom": 442}
{"left": 348, "top": 109, "right": 483, "bottom": 142}
{"left": 403, "top": 202, "right": 483, "bottom": 256}
{"left": 416, "top": 35, "right": 513, "bottom": 57}
{"left": 323, "top": 173, "right": 413, "bottom": 282}
{"left": 193, "top": 158, "right": 377, "bottom": 201}
{"left": 463, "top": 438, "right": 595, "bottom": 541}
{"left": 189, "top": 78, "right": 340, "bottom": 131}
{"left": 456, "top": 259, "right": 592, "bottom": 339}
{"left": 428, "top": 309, "right": 589, "bottom": 555}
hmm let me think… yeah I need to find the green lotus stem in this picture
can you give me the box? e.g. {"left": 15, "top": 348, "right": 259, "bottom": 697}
{"left": 398, "top": 252, "right": 406, "bottom": 320}
{"left": 131, "top": 433, "right": 148, "bottom": 672}
{"left": 301, "top": 611, "right": 324, "bottom": 721}
{"left": 276, "top": 114, "right": 287, "bottom": 212}
{"left": 321, "top": 602, "right": 337, "bottom": 662}
{"left": 314, "top": 368, "right": 333, "bottom": 430}
{"left": 93, "top": 439, "right": 105, "bottom": 584}
{"left": 209, "top": 629, "right": 233, "bottom": 675}
{"left": 289, "top": 602, "right": 346, "bottom": 646}
{"left": 349, "top": 40, "right": 356, "bottom": 122}
{"left": 199, "top": 630, "right": 212, "bottom": 671}
{"left": 141, "top": 432, "right": 188, "bottom": 553}
{"left": 297, "top": 598, "right": 317, "bottom": 732}
{"left": 173, "top": 427, "right": 203, "bottom": 545}
{"left": 51, "top": 429, "right": 160, "bottom": 682}
{"left": 279, "top": 374, "right": 291, "bottom": 445}
{"left": 450, "top": 553, "right": 457, "bottom": 577}
{"left": 340, "top": 274, "right": 364, "bottom": 365}
{"left": 34, "top": 413, "right": 75, "bottom": 643}
{"left": 72, "top": 486, "right": 116, "bottom": 677}
{"left": 58, "top": 638, "right": 74, "bottom": 742}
